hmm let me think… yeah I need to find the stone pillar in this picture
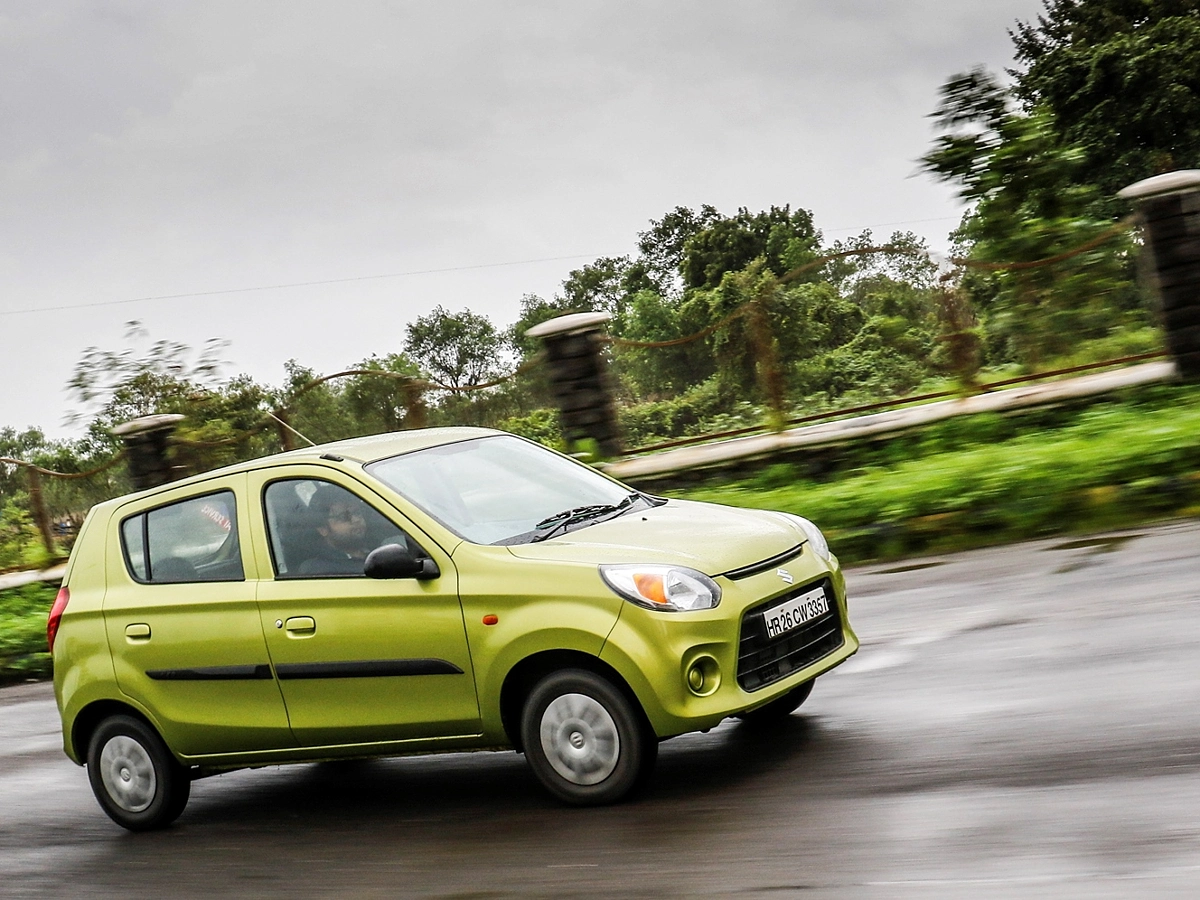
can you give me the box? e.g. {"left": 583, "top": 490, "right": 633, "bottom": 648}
{"left": 111, "top": 414, "right": 186, "bottom": 491}
{"left": 525, "top": 312, "right": 622, "bottom": 458}
{"left": 1119, "top": 170, "right": 1200, "bottom": 380}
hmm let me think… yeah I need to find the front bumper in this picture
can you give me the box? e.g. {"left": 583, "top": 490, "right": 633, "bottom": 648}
{"left": 599, "top": 553, "right": 857, "bottom": 737}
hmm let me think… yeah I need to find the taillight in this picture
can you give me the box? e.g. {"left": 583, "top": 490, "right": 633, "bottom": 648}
{"left": 47, "top": 586, "right": 70, "bottom": 654}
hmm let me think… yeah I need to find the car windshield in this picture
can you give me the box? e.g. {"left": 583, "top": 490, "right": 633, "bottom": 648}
{"left": 365, "top": 435, "right": 645, "bottom": 545}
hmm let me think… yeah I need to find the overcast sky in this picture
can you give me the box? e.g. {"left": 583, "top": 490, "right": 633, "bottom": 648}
{"left": 0, "top": 0, "right": 1047, "bottom": 438}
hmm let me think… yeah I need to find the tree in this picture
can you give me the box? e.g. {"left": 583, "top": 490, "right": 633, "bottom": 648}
{"left": 343, "top": 353, "right": 424, "bottom": 434}
{"left": 635, "top": 205, "right": 722, "bottom": 297}
{"left": 681, "top": 205, "right": 820, "bottom": 291}
{"left": 403, "top": 305, "right": 505, "bottom": 392}
{"left": 613, "top": 290, "right": 716, "bottom": 398}
{"left": 1012, "top": 0, "right": 1200, "bottom": 196}
{"left": 921, "top": 69, "right": 1143, "bottom": 365}
{"left": 558, "top": 255, "right": 656, "bottom": 321}
{"left": 66, "top": 320, "right": 229, "bottom": 434}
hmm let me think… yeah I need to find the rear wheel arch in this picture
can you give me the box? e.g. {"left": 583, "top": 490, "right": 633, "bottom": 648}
{"left": 499, "top": 650, "right": 650, "bottom": 752}
{"left": 71, "top": 700, "right": 159, "bottom": 764}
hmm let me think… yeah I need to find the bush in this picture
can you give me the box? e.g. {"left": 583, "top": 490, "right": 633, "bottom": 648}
{"left": 617, "top": 378, "right": 764, "bottom": 448}
{"left": 498, "top": 408, "right": 564, "bottom": 450}
{"left": 0, "top": 581, "right": 56, "bottom": 683}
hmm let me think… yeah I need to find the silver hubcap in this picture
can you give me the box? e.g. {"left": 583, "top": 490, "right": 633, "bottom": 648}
{"left": 540, "top": 692, "right": 620, "bottom": 786}
{"left": 99, "top": 735, "right": 157, "bottom": 813}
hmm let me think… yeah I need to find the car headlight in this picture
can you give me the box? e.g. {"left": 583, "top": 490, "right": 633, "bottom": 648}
{"left": 599, "top": 564, "right": 722, "bottom": 612}
{"left": 778, "top": 512, "right": 832, "bottom": 561}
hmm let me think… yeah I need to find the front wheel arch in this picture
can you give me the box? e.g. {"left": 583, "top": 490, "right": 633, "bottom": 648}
{"left": 499, "top": 650, "right": 650, "bottom": 752}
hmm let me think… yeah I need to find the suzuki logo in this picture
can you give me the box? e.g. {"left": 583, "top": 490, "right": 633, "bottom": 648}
{"left": 777, "top": 568, "right": 794, "bottom": 585}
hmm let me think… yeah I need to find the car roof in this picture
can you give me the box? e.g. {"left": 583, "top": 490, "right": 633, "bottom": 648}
{"left": 95, "top": 426, "right": 503, "bottom": 510}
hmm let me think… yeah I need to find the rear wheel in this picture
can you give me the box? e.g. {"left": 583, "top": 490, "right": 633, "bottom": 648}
{"left": 87, "top": 715, "right": 190, "bottom": 831}
{"left": 737, "top": 679, "right": 815, "bottom": 725}
{"left": 521, "top": 669, "right": 655, "bottom": 805}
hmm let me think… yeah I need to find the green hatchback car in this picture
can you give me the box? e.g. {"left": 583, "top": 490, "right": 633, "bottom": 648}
{"left": 50, "top": 428, "right": 857, "bottom": 830}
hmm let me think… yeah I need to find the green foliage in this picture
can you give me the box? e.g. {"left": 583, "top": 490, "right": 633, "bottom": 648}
{"left": 613, "top": 290, "right": 715, "bottom": 398}
{"left": 921, "top": 68, "right": 1144, "bottom": 366}
{"left": 617, "top": 378, "right": 753, "bottom": 448}
{"left": 497, "top": 408, "right": 564, "bottom": 450}
{"left": 404, "top": 305, "right": 506, "bottom": 391}
{"left": 636, "top": 205, "right": 722, "bottom": 297}
{"left": 1012, "top": 0, "right": 1200, "bottom": 196}
{"left": 67, "top": 320, "right": 230, "bottom": 432}
{"left": 681, "top": 205, "right": 818, "bottom": 291}
{"left": 677, "top": 383, "right": 1200, "bottom": 561}
{"left": 283, "top": 360, "right": 358, "bottom": 446}
{"left": 0, "top": 581, "right": 57, "bottom": 682}
{"left": 0, "top": 498, "right": 40, "bottom": 571}
{"left": 344, "top": 353, "right": 424, "bottom": 434}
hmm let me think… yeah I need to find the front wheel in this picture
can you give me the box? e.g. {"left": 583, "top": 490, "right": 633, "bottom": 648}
{"left": 521, "top": 669, "right": 655, "bottom": 805}
{"left": 736, "top": 679, "right": 815, "bottom": 725}
{"left": 87, "top": 714, "right": 190, "bottom": 831}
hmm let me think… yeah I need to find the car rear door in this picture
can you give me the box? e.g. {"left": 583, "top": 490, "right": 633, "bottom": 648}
{"left": 103, "top": 475, "right": 293, "bottom": 756}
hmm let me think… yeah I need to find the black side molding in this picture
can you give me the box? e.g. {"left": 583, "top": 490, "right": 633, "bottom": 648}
{"left": 274, "top": 658, "right": 464, "bottom": 680}
{"left": 147, "top": 664, "right": 273, "bottom": 681}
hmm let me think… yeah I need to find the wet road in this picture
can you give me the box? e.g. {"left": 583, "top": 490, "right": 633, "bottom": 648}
{"left": 3, "top": 520, "right": 1198, "bottom": 898}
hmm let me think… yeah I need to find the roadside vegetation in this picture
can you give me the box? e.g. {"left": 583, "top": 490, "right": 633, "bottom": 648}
{"left": 675, "top": 382, "right": 1200, "bottom": 561}
{"left": 0, "top": 581, "right": 55, "bottom": 684}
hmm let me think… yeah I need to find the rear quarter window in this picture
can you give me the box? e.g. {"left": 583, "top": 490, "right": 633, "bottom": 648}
{"left": 120, "top": 490, "right": 244, "bottom": 584}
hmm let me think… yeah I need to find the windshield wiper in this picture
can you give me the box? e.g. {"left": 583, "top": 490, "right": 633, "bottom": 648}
{"left": 529, "top": 493, "right": 643, "bottom": 543}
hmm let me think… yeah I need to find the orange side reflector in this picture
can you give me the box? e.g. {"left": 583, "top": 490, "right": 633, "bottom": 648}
{"left": 482, "top": 614, "right": 499, "bottom": 626}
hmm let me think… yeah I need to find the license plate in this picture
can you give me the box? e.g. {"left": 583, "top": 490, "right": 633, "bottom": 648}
{"left": 763, "top": 586, "right": 829, "bottom": 639}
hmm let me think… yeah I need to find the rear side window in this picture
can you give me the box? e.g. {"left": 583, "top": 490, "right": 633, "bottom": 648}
{"left": 120, "top": 490, "right": 244, "bottom": 584}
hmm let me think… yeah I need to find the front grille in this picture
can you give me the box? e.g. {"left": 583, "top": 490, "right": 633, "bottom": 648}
{"left": 737, "top": 579, "right": 843, "bottom": 692}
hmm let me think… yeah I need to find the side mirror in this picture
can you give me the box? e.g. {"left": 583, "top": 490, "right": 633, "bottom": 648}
{"left": 364, "top": 543, "right": 440, "bottom": 580}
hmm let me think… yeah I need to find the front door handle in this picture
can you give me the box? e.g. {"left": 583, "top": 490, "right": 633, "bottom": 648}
{"left": 284, "top": 616, "right": 316, "bottom": 637}
{"left": 125, "top": 623, "right": 151, "bottom": 643}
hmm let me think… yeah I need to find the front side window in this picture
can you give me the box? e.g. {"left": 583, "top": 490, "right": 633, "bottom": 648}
{"left": 263, "top": 479, "right": 410, "bottom": 579}
{"left": 120, "top": 490, "right": 243, "bottom": 584}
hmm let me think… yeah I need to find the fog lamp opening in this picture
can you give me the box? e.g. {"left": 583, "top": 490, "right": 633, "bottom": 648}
{"left": 685, "top": 655, "right": 721, "bottom": 697}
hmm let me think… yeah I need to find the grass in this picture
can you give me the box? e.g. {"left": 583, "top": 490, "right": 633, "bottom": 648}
{"left": 0, "top": 581, "right": 56, "bottom": 684}
{"left": 672, "top": 382, "right": 1200, "bottom": 562}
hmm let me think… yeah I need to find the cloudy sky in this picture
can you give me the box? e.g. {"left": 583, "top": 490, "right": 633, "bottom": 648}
{"left": 1, "top": 0, "right": 1047, "bottom": 438}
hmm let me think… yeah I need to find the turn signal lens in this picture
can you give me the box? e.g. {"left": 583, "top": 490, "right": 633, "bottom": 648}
{"left": 599, "top": 565, "right": 721, "bottom": 612}
{"left": 47, "top": 586, "right": 70, "bottom": 654}
{"left": 633, "top": 574, "right": 667, "bottom": 605}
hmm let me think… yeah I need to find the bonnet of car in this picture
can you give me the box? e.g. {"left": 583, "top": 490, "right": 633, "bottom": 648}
{"left": 503, "top": 498, "right": 804, "bottom": 576}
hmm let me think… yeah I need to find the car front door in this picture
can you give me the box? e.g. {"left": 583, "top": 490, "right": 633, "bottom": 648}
{"left": 248, "top": 468, "right": 480, "bottom": 747}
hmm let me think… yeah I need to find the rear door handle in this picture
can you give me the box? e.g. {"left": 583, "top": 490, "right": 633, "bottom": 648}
{"left": 125, "top": 623, "right": 151, "bottom": 643}
{"left": 284, "top": 616, "right": 316, "bottom": 637}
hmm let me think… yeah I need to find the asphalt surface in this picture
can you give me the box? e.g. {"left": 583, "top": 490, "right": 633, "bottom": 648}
{"left": 2, "top": 519, "right": 1198, "bottom": 898}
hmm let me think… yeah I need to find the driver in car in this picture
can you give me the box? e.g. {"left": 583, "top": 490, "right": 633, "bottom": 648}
{"left": 299, "top": 485, "right": 379, "bottom": 576}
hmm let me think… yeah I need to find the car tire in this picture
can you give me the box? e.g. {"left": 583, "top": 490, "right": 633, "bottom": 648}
{"left": 736, "top": 679, "right": 815, "bottom": 725}
{"left": 87, "top": 714, "right": 190, "bottom": 831}
{"left": 520, "top": 668, "right": 655, "bottom": 806}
